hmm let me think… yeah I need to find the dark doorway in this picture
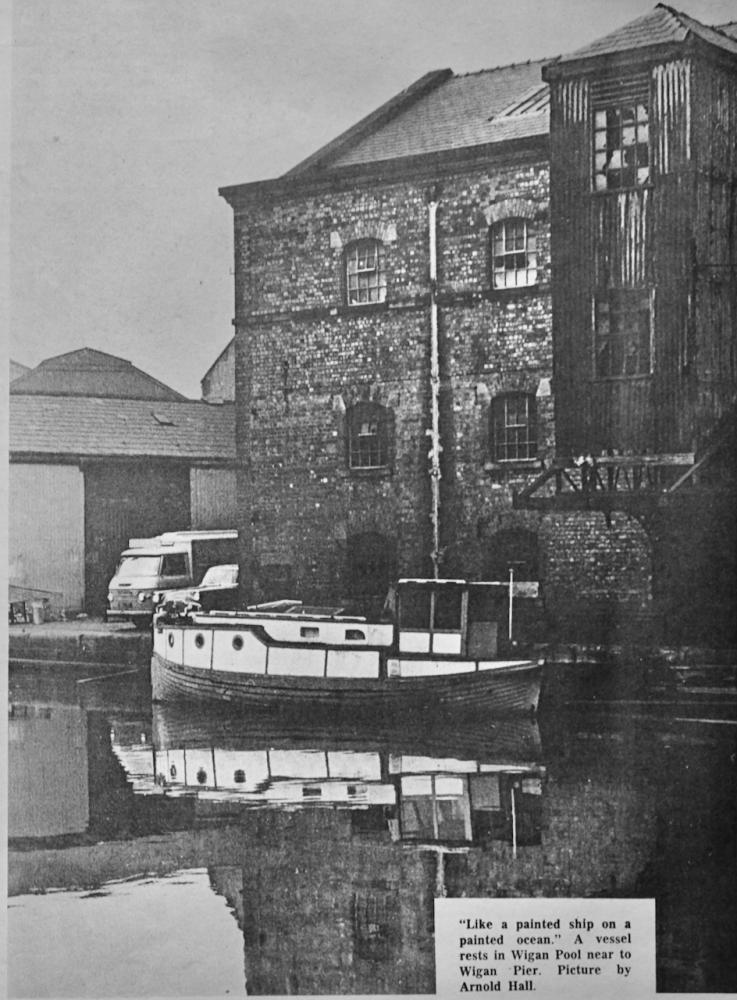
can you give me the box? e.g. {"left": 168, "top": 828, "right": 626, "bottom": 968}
{"left": 346, "top": 532, "right": 396, "bottom": 614}
{"left": 84, "top": 462, "right": 190, "bottom": 615}
{"left": 483, "top": 528, "right": 539, "bottom": 581}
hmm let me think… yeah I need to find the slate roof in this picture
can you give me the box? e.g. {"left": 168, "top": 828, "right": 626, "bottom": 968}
{"left": 288, "top": 60, "right": 550, "bottom": 174}
{"left": 10, "top": 348, "right": 187, "bottom": 401}
{"left": 556, "top": 4, "right": 737, "bottom": 63}
{"left": 10, "top": 395, "right": 235, "bottom": 461}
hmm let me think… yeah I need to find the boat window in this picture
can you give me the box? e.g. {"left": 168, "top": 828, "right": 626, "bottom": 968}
{"left": 232, "top": 635, "right": 244, "bottom": 651}
{"left": 300, "top": 626, "right": 319, "bottom": 639}
{"left": 302, "top": 786, "right": 322, "bottom": 797}
{"left": 345, "top": 628, "right": 366, "bottom": 641}
{"left": 234, "top": 769, "right": 246, "bottom": 783}
{"left": 194, "top": 633, "right": 205, "bottom": 648}
{"left": 468, "top": 587, "right": 495, "bottom": 624}
{"left": 196, "top": 769, "right": 207, "bottom": 785}
{"left": 433, "top": 588, "right": 463, "bottom": 630}
{"left": 399, "top": 588, "right": 431, "bottom": 629}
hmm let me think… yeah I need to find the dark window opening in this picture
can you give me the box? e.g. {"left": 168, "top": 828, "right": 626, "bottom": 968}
{"left": 399, "top": 587, "right": 432, "bottom": 629}
{"left": 491, "top": 394, "right": 537, "bottom": 462}
{"left": 345, "top": 239, "right": 387, "bottom": 305}
{"left": 433, "top": 588, "right": 463, "bottom": 630}
{"left": 594, "top": 103, "right": 649, "bottom": 191}
{"left": 594, "top": 290, "right": 652, "bottom": 378}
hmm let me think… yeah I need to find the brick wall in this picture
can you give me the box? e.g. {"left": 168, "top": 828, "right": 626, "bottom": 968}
{"left": 230, "top": 156, "right": 653, "bottom": 627}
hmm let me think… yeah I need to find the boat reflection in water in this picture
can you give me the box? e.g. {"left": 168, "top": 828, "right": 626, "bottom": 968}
{"left": 138, "top": 705, "right": 545, "bottom": 851}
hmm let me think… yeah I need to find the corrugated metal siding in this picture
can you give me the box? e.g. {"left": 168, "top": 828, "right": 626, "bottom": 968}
{"left": 190, "top": 467, "right": 238, "bottom": 529}
{"left": 8, "top": 463, "right": 85, "bottom": 610}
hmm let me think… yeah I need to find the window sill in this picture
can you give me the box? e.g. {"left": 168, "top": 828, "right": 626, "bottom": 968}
{"left": 484, "top": 460, "right": 541, "bottom": 473}
{"left": 345, "top": 465, "right": 393, "bottom": 479}
{"left": 591, "top": 183, "right": 654, "bottom": 197}
{"left": 339, "top": 301, "right": 389, "bottom": 317}
{"left": 485, "top": 284, "right": 548, "bottom": 301}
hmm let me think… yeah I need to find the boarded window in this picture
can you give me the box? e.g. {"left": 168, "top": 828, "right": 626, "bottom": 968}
{"left": 594, "top": 290, "right": 652, "bottom": 377}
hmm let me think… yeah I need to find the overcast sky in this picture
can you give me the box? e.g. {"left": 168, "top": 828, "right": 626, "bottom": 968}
{"left": 10, "top": 0, "right": 737, "bottom": 398}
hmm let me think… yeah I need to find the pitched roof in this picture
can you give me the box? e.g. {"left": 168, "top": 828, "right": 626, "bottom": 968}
{"left": 10, "top": 347, "right": 187, "bottom": 401}
{"left": 10, "top": 395, "right": 235, "bottom": 462}
{"left": 10, "top": 359, "right": 31, "bottom": 382}
{"left": 555, "top": 4, "right": 737, "bottom": 64}
{"left": 287, "top": 61, "right": 550, "bottom": 175}
{"left": 716, "top": 22, "right": 737, "bottom": 40}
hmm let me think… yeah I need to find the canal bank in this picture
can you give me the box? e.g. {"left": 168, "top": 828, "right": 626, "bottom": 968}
{"left": 8, "top": 619, "right": 151, "bottom": 671}
{"left": 9, "top": 618, "right": 736, "bottom": 698}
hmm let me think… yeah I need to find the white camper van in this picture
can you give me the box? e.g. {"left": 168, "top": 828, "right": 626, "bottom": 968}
{"left": 106, "top": 530, "right": 238, "bottom": 627}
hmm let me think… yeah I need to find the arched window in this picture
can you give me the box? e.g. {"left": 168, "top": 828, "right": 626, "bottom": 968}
{"left": 346, "top": 401, "right": 392, "bottom": 470}
{"left": 490, "top": 393, "right": 537, "bottom": 462}
{"left": 490, "top": 219, "right": 537, "bottom": 289}
{"left": 344, "top": 239, "right": 387, "bottom": 305}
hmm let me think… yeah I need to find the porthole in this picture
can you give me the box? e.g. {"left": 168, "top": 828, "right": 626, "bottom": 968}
{"left": 234, "top": 769, "right": 246, "bottom": 783}
{"left": 196, "top": 768, "right": 207, "bottom": 785}
{"left": 194, "top": 633, "right": 205, "bottom": 649}
{"left": 232, "top": 635, "right": 244, "bottom": 651}
{"left": 167, "top": 633, "right": 175, "bottom": 648}
{"left": 169, "top": 765, "right": 177, "bottom": 779}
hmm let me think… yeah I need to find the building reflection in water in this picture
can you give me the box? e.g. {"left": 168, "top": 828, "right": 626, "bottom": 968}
{"left": 7, "top": 676, "right": 736, "bottom": 995}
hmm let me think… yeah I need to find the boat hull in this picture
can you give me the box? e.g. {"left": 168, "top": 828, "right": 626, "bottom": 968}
{"left": 151, "top": 650, "right": 542, "bottom": 717}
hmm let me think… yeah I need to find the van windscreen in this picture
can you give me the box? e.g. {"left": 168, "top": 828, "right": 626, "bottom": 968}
{"left": 115, "top": 555, "right": 162, "bottom": 580}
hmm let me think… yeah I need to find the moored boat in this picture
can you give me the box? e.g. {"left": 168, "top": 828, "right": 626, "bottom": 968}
{"left": 151, "top": 578, "right": 544, "bottom": 717}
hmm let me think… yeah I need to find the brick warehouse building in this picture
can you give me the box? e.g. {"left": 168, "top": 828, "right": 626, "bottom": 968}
{"left": 221, "top": 6, "right": 736, "bottom": 640}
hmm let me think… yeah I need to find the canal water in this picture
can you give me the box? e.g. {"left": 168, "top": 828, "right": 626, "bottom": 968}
{"left": 7, "top": 664, "right": 737, "bottom": 996}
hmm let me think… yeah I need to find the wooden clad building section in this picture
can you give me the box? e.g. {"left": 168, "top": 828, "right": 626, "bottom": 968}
{"left": 545, "top": 34, "right": 737, "bottom": 460}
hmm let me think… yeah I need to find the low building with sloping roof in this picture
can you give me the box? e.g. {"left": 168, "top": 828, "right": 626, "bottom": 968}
{"left": 9, "top": 349, "right": 236, "bottom": 615}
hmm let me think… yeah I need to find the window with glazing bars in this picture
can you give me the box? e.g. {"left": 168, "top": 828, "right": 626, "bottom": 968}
{"left": 347, "top": 401, "right": 390, "bottom": 468}
{"left": 491, "top": 393, "right": 537, "bottom": 461}
{"left": 491, "top": 219, "right": 537, "bottom": 288}
{"left": 593, "top": 103, "right": 650, "bottom": 191}
{"left": 345, "top": 239, "right": 387, "bottom": 305}
{"left": 594, "top": 290, "right": 652, "bottom": 377}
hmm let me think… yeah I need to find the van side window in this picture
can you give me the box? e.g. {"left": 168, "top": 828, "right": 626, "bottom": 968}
{"left": 161, "top": 553, "right": 188, "bottom": 577}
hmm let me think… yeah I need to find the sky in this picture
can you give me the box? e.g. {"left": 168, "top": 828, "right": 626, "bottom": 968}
{"left": 9, "top": 0, "right": 737, "bottom": 398}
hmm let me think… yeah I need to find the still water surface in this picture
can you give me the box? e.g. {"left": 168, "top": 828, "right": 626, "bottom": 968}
{"left": 7, "top": 665, "right": 737, "bottom": 996}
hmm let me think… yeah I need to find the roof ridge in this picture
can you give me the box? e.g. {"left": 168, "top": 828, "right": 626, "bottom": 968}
{"left": 453, "top": 56, "right": 556, "bottom": 78}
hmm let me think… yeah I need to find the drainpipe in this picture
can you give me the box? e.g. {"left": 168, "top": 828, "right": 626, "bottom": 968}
{"left": 427, "top": 191, "right": 442, "bottom": 579}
